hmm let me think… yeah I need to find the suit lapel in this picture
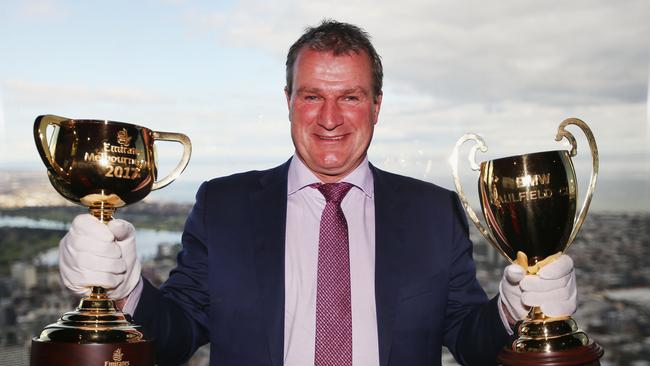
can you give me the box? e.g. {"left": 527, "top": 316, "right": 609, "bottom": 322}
{"left": 251, "top": 161, "right": 290, "bottom": 366}
{"left": 372, "top": 165, "right": 408, "bottom": 366}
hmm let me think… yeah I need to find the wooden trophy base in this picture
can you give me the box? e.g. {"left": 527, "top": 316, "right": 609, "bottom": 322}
{"left": 498, "top": 342, "right": 604, "bottom": 366}
{"left": 31, "top": 339, "right": 154, "bottom": 366}
{"left": 30, "top": 287, "right": 155, "bottom": 366}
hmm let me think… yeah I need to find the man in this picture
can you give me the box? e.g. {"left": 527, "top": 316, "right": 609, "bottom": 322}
{"left": 60, "top": 20, "right": 577, "bottom": 365}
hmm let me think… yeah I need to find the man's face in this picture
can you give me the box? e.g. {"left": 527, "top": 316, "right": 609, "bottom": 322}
{"left": 286, "top": 48, "right": 382, "bottom": 183}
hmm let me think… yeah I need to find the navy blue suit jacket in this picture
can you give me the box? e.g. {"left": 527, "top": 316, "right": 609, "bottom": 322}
{"left": 134, "top": 160, "right": 511, "bottom": 365}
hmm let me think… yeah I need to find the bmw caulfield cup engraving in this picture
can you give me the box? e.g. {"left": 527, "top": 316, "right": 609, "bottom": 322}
{"left": 450, "top": 118, "right": 599, "bottom": 353}
{"left": 30, "top": 115, "right": 191, "bottom": 366}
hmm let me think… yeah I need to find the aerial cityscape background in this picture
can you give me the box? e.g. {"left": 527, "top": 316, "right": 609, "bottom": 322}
{"left": 1, "top": 0, "right": 648, "bottom": 365}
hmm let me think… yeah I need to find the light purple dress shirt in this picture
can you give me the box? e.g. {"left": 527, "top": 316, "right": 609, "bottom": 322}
{"left": 284, "top": 155, "right": 379, "bottom": 365}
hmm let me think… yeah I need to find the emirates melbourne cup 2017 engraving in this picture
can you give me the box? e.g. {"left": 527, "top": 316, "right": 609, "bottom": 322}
{"left": 451, "top": 118, "right": 604, "bottom": 365}
{"left": 31, "top": 115, "right": 192, "bottom": 366}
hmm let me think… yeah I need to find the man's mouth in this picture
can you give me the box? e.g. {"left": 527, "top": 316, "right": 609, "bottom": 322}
{"left": 316, "top": 134, "right": 346, "bottom": 141}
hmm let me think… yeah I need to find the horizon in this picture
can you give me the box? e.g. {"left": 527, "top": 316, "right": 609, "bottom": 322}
{"left": 1, "top": 163, "right": 648, "bottom": 213}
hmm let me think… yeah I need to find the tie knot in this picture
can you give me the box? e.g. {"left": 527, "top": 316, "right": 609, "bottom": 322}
{"left": 312, "top": 182, "right": 354, "bottom": 203}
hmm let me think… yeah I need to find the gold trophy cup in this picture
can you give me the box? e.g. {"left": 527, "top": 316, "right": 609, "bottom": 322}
{"left": 450, "top": 118, "right": 603, "bottom": 365}
{"left": 31, "top": 114, "right": 192, "bottom": 366}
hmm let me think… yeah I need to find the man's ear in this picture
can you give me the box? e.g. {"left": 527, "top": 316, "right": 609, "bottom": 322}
{"left": 284, "top": 86, "right": 291, "bottom": 107}
{"left": 372, "top": 92, "right": 383, "bottom": 125}
{"left": 284, "top": 86, "right": 292, "bottom": 122}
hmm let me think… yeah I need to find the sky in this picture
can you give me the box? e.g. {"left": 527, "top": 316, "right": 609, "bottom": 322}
{"left": 0, "top": 0, "right": 649, "bottom": 211}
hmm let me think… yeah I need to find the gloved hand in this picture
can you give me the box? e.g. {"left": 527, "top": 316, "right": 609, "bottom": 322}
{"left": 499, "top": 254, "right": 577, "bottom": 323}
{"left": 59, "top": 214, "right": 141, "bottom": 300}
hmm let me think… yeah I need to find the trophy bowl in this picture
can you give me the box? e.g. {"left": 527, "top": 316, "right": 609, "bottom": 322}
{"left": 479, "top": 150, "right": 577, "bottom": 264}
{"left": 450, "top": 118, "right": 604, "bottom": 365}
{"left": 31, "top": 114, "right": 192, "bottom": 366}
{"left": 34, "top": 114, "right": 191, "bottom": 220}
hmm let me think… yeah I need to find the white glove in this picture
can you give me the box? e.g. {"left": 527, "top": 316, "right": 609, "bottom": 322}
{"left": 59, "top": 214, "right": 141, "bottom": 300}
{"left": 499, "top": 254, "right": 577, "bottom": 322}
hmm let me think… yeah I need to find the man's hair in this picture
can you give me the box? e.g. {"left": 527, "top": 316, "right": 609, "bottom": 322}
{"left": 285, "top": 19, "right": 383, "bottom": 102}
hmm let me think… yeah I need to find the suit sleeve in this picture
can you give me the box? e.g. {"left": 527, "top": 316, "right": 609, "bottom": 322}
{"left": 133, "top": 182, "right": 211, "bottom": 365}
{"left": 442, "top": 192, "right": 512, "bottom": 365}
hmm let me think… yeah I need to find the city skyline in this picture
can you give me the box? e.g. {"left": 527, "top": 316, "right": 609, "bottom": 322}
{"left": 1, "top": 0, "right": 648, "bottom": 211}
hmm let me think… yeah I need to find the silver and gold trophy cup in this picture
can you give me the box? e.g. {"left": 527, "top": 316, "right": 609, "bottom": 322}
{"left": 451, "top": 118, "right": 603, "bottom": 365}
{"left": 31, "top": 115, "right": 191, "bottom": 366}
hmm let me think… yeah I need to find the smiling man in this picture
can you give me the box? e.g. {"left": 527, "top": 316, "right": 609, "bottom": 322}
{"left": 58, "top": 20, "right": 579, "bottom": 366}
{"left": 286, "top": 46, "right": 381, "bottom": 183}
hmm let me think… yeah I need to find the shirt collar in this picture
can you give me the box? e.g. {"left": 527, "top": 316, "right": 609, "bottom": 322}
{"left": 287, "top": 154, "right": 374, "bottom": 198}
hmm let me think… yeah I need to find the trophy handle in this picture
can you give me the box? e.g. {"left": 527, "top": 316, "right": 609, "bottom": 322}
{"left": 450, "top": 134, "right": 510, "bottom": 260}
{"left": 555, "top": 118, "right": 599, "bottom": 252}
{"left": 33, "top": 114, "right": 68, "bottom": 177}
{"left": 151, "top": 131, "right": 192, "bottom": 191}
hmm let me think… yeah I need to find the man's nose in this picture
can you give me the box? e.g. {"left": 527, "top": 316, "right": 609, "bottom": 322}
{"left": 317, "top": 99, "right": 343, "bottom": 130}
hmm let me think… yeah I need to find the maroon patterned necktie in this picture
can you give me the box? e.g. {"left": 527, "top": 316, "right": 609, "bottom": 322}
{"left": 312, "top": 182, "right": 354, "bottom": 366}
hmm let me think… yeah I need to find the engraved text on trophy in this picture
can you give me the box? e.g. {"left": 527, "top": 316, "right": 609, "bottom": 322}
{"left": 83, "top": 128, "right": 144, "bottom": 181}
{"left": 497, "top": 173, "right": 570, "bottom": 204}
{"left": 104, "top": 348, "right": 130, "bottom": 366}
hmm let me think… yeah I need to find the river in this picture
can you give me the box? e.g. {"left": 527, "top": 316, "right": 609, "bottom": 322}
{"left": 0, "top": 216, "right": 182, "bottom": 265}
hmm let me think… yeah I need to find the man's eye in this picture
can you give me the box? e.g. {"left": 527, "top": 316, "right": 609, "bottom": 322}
{"left": 304, "top": 95, "right": 320, "bottom": 101}
{"left": 343, "top": 96, "right": 360, "bottom": 102}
